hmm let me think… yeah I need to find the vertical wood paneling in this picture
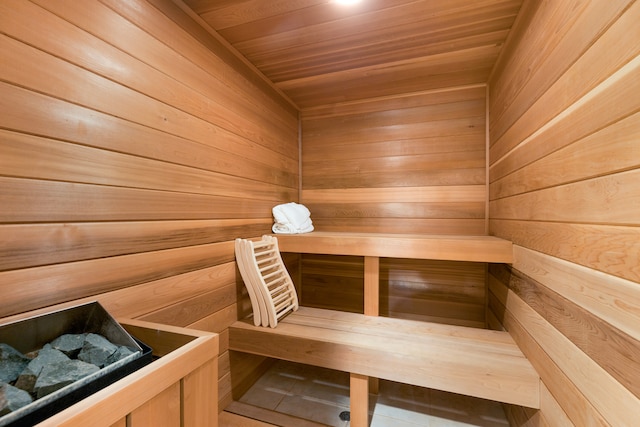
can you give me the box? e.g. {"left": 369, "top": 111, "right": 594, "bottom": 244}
{"left": 488, "top": 0, "right": 640, "bottom": 424}
{"left": 299, "top": 85, "right": 488, "bottom": 324}
{"left": 0, "top": 0, "right": 297, "bottom": 414}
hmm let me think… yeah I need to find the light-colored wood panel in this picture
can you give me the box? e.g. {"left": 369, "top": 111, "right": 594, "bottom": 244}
{"left": 363, "top": 256, "right": 379, "bottom": 316}
{"left": 0, "top": 219, "right": 269, "bottom": 272}
{"left": 276, "top": 232, "right": 513, "bottom": 263}
{"left": 382, "top": 259, "right": 486, "bottom": 291}
{"left": 490, "top": 263, "right": 640, "bottom": 399}
{"left": 311, "top": 218, "right": 486, "bottom": 235}
{"left": 183, "top": 359, "right": 218, "bottom": 427}
{"left": 0, "top": 83, "right": 297, "bottom": 187}
{"left": 383, "top": 297, "right": 485, "bottom": 326}
{"left": 303, "top": 167, "right": 485, "bottom": 190}
{"left": 489, "top": 291, "right": 603, "bottom": 427}
{"left": 302, "top": 134, "right": 485, "bottom": 161}
{"left": 490, "top": 219, "right": 640, "bottom": 283}
{"left": 302, "top": 186, "right": 486, "bottom": 204}
{"left": 188, "top": 303, "right": 240, "bottom": 334}
{"left": 302, "top": 84, "right": 486, "bottom": 119}
{"left": 490, "top": 0, "right": 634, "bottom": 145}
{"left": 109, "top": 419, "right": 126, "bottom": 427}
{"left": 307, "top": 202, "right": 484, "bottom": 220}
{"left": 0, "top": 177, "right": 273, "bottom": 223}
{"left": 490, "top": 110, "right": 640, "bottom": 199}
{"left": 511, "top": 246, "right": 640, "bottom": 344}
{"left": 279, "top": 45, "right": 498, "bottom": 108}
{"left": 0, "top": 29, "right": 293, "bottom": 165}
{"left": 489, "top": 169, "right": 640, "bottom": 226}
{"left": 25, "top": 0, "right": 297, "bottom": 151}
{"left": 0, "top": 242, "right": 234, "bottom": 318}
{"left": 140, "top": 0, "right": 298, "bottom": 116}
{"left": 539, "top": 382, "right": 573, "bottom": 427}
{"left": 303, "top": 98, "right": 485, "bottom": 136}
{"left": 0, "top": 130, "right": 297, "bottom": 202}
{"left": 139, "top": 284, "right": 237, "bottom": 326}
{"left": 490, "top": 51, "right": 640, "bottom": 178}
{"left": 350, "top": 373, "right": 369, "bottom": 427}
{"left": 489, "top": 273, "right": 638, "bottom": 426}
{"left": 130, "top": 382, "right": 181, "bottom": 427}
{"left": 226, "top": 0, "right": 517, "bottom": 54}
{"left": 187, "top": 0, "right": 522, "bottom": 107}
{"left": 303, "top": 150, "right": 486, "bottom": 175}
{"left": 304, "top": 115, "right": 485, "bottom": 147}
{"left": 263, "top": 29, "right": 511, "bottom": 85}
{"left": 230, "top": 306, "right": 540, "bottom": 408}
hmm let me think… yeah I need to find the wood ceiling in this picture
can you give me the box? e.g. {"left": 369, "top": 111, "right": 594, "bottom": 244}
{"left": 183, "top": 0, "right": 524, "bottom": 110}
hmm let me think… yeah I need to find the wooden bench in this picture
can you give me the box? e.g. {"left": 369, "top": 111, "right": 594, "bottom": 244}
{"left": 230, "top": 307, "right": 540, "bottom": 425}
{"left": 274, "top": 232, "right": 514, "bottom": 315}
{"left": 230, "top": 232, "right": 538, "bottom": 426}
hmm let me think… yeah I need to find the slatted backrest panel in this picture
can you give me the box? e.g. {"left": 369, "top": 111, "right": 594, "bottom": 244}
{"left": 235, "top": 237, "right": 299, "bottom": 328}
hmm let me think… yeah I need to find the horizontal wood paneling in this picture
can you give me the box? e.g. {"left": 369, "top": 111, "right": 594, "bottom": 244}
{"left": 298, "top": 86, "right": 488, "bottom": 323}
{"left": 0, "top": 0, "right": 297, "bottom": 414}
{"left": 488, "top": 1, "right": 640, "bottom": 424}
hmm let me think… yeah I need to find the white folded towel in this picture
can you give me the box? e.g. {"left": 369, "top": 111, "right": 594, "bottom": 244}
{"left": 272, "top": 202, "right": 314, "bottom": 234}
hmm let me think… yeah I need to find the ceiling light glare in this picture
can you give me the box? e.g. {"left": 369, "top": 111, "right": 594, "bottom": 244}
{"left": 332, "top": 0, "right": 362, "bottom": 5}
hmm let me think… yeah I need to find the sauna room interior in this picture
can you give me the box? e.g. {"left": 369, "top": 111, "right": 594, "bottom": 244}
{"left": 0, "top": 0, "right": 638, "bottom": 426}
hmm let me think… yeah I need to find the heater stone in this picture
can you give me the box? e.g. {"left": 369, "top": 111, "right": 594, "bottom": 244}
{"left": 78, "top": 333, "right": 119, "bottom": 368}
{"left": 50, "top": 334, "right": 87, "bottom": 358}
{"left": 0, "top": 382, "right": 33, "bottom": 416}
{"left": 0, "top": 344, "right": 30, "bottom": 384}
{"left": 34, "top": 359, "right": 100, "bottom": 398}
{"left": 14, "top": 344, "right": 70, "bottom": 393}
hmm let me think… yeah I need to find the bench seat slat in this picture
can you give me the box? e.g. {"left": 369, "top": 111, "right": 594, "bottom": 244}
{"left": 230, "top": 307, "right": 540, "bottom": 409}
{"left": 273, "top": 232, "right": 514, "bottom": 263}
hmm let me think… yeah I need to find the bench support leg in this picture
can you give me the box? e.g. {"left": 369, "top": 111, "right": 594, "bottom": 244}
{"left": 364, "top": 256, "right": 379, "bottom": 316}
{"left": 350, "top": 373, "right": 369, "bottom": 427}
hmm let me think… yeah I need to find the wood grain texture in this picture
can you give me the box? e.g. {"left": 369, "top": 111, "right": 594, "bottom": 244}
{"left": 490, "top": 262, "right": 640, "bottom": 399}
{"left": 297, "top": 86, "right": 489, "bottom": 324}
{"left": 0, "top": 0, "right": 296, "bottom": 416}
{"left": 489, "top": 270, "right": 638, "bottom": 426}
{"left": 276, "top": 232, "right": 513, "bottom": 262}
{"left": 489, "top": 2, "right": 640, "bottom": 424}
{"left": 230, "top": 306, "right": 540, "bottom": 408}
{"left": 183, "top": 0, "right": 523, "bottom": 108}
{"left": 32, "top": 321, "right": 219, "bottom": 427}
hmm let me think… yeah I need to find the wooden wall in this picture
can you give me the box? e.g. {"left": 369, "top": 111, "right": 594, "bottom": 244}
{"left": 487, "top": 0, "right": 640, "bottom": 425}
{"left": 0, "top": 0, "right": 298, "bottom": 412}
{"left": 299, "top": 86, "right": 489, "bottom": 326}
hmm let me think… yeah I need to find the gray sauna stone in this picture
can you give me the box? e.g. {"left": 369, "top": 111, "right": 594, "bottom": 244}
{"left": 105, "top": 345, "right": 137, "bottom": 366}
{"left": 14, "top": 344, "right": 70, "bottom": 393}
{"left": 50, "top": 334, "right": 87, "bottom": 358}
{"left": 34, "top": 359, "right": 100, "bottom": 398}
{"left": 0, "top": 344, "right": 30, "bottom": 383}
{"left": 77, "top": 333, "right": 118, "bottom": 368}
{"left": 0, "top": 382, "right": 33, "bottom": 416}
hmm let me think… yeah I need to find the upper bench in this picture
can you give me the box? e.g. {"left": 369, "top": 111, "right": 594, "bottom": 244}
{"left": 273, "top": 232, "right": 513, "bottom": 263}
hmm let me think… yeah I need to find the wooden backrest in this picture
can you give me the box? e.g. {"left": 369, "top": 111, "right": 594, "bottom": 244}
{"left": 234, "top": 236, "right": 299, "bottom": 328}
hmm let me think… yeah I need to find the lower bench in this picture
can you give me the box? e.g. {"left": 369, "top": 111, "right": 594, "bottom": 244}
{"left": 230, "top": 306, "right": 540, "bottom": 425}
